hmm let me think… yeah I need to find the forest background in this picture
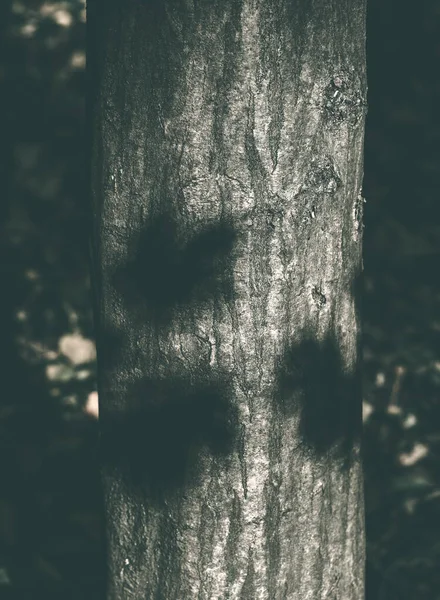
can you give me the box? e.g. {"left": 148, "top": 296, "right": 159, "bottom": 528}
{"left": 0, "top": 1, "right": 439, "bottom": 598}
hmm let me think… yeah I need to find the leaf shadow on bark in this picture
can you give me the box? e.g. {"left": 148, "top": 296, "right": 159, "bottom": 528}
{"left": 112, "top": 213, "right": 237, "bottom": 326}
{"left": 274, "top": 268, "right": 364, "bottom": 463}
{"left": 99, "top": 375, "right": 239, "bottom": 500}
{"left": 95, "top": 325, "right": 123, "bottom": 372}
{"left": 274, "top": 332, "right": 362, "bottom": 462}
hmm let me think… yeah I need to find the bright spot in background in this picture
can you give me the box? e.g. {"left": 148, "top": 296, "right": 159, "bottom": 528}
{"left": 40, "top": 2, "right": 73, "bottom": 27}
{"left": 52, "top": 8, "right": 72, "bottom": 27}
{"left": 362, "top": 401, "right": 374, "bottom": 422}
{"left": 85, "top": 391, "right": 99, "bottom": 419}
{"left": 399, "top": 443, "right": 429, "bottom": 467}
{"left": 70, "top": 50, "right": 85, "bottom": 69}
{"left": 403, "top": 413, "right": 417, "bottom": 428}
{"left": 375, "top": 372, "right": 385, "bottom": 387}
{"left": 59, "top": 333, "right": 96, "bottom": 365}
{"left": 20, "top": 21, "right": 37, "bottom": 37}
{"left": 14, "top": 1, "right": 83, "bottom": 37}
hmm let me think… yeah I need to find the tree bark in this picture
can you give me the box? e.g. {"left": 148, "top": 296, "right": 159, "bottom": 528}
{"left": 89, "top": 0, "right": 367, "bottom": 598}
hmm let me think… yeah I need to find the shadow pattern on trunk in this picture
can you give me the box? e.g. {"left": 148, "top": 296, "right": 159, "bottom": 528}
{"left": 100, "top": 375, "right": 239, "bottom": 499}
{"left": 113, "top": 213, "right": 237, "bottom": 325}
{"left": 275, "top": 332, "right": 362, "bottom": 461}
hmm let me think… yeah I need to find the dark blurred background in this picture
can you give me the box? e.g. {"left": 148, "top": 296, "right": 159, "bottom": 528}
{"left": 0, "top": 1, "right": 439, "bottom": 598}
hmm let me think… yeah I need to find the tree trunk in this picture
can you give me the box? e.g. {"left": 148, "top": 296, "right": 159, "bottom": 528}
{"left": 88, "top": 0, "right": 367, "bottom": 598}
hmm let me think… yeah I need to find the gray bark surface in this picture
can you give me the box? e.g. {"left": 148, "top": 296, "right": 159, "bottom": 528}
{"left": 89, "top": 0, "right": 367, "bottom": 598}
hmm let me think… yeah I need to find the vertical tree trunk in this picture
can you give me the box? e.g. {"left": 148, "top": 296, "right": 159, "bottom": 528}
{"left": 89, "top": 0, "right": 367, "bottom": 598}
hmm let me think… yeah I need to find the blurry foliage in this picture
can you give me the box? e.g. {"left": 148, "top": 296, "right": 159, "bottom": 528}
{"left": 0, "top": 0, "right": 439, "bottom": 598}
{"left": 0, "top": 2, "right": 104, "bottom": 599}
{"left": 363, "top": 0, "right": 440, "bottom": 598}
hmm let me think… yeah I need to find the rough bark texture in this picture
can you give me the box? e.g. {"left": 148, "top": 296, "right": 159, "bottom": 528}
{"left": 89, "top": 0, "right": 367, "bottom": 598}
